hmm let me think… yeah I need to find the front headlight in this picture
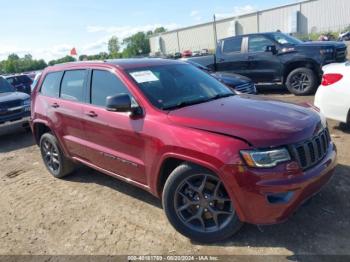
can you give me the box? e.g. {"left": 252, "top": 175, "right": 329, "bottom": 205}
{"left": 23, "top": 99, "right": 31, "bottom": 106}
{"left": 240, "top": 148, "right": 291, "bottom": 168}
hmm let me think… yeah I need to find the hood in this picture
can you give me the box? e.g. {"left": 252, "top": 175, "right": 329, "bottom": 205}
{"left": 295, "top": 41, "right": 346, "bottom": 49}
{"left": 211, "top": 72, "right": 251, "bottom": 86}
{"left": 167, "top": 95, "right": 322, "bottom": 148}
{"left": 0, "top": 92, "right": 30, "bottom": 103}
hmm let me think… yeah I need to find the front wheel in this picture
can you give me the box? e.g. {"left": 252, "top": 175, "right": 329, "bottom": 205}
{"left": 162, "top": 163, "right": 242, "bottom": 243}
{"left": 286, "top": 68, "right": 318, "bottom": 96}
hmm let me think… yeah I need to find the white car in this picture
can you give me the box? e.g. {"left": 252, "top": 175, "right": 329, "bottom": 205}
{"left": 315, "top": 62, "right": 350, "bottom": 125}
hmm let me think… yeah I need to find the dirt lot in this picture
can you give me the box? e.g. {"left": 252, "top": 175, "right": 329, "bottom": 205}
{"left": 1, "top": 88, "right": 350, "bottom": 258}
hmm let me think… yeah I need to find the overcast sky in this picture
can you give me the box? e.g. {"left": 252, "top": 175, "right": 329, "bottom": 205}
{"left": 0, "top": 0, "right": 294, "bottom": 61}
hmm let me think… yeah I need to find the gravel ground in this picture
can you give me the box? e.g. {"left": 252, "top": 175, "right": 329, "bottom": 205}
{"left": 1, "top": 88, "right": 350, "bottom": 259}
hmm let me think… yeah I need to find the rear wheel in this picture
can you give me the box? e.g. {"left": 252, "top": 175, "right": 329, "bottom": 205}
{"left": 162, "top": 163, "right": 242, "bottom": 243}
{"left": 40, "top": 133, "right": 75, "bottom": 178}
{"left": 286, "top": 68, "right": 318, "bottom": 96}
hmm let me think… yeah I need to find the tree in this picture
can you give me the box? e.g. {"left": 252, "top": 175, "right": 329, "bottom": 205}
{"left": 122, "top": 32, "right": 150, "bottom": 58}
{"left": 108, "top": 36, "right": 120, "bottom": 58}
{"left": 153, "top": 27, "right": 167, "bottom": 34}
{"left": 48, "top": 56, "right": 75, "bottom": 66}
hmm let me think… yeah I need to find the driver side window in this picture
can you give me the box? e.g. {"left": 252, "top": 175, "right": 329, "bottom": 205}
{"left": 248, "top": 36, "right": 274, "bottom": 53}
{"left": 91, "top": 70, "right": 135, "bottom": 107}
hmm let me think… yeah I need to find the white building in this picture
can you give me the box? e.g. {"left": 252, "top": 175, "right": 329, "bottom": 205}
{"left": 150, "top": 0, "right": 350, "bottom": 55}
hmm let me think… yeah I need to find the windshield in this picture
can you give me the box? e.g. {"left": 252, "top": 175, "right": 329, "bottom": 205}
{"left": 0, "top": 77, "right": 15, "bottom": 93}
{"left": 127, "top": 64, "right": 234, "bottom": 110}
{"left": 270, "top": 32, "right": 302, "bottom": 45}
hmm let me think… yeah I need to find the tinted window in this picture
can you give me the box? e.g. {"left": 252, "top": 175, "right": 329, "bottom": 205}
{"left": 127, "top": 64, "right": 233, "bottom": 110}
{"left": 222, "top": 37, "right": 242, "bottom": 53}
{"left": 17, "top": 75, "right": 32, "bottom": 84}
{"left": 40, "top": 71, "right": 63, "bottom": 98}
{"left": 60, "top": 70, "right": 87, "bottom": 102}
{"left": 91, "top": 70, "right": 130, "bottom": 107}
{"left": 248, "top": 36, "right": 274, "bottom": 52}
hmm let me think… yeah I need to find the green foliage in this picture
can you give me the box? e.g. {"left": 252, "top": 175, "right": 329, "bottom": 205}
{"left": 122, "top": 32, "right": 150, "bottom": 58}
{"left": 108, "top": 36, "right": 120, "bottom": 59}
{"left": 0, "top": 53, "right": 47, "bottom": 74}
{"left": 153, "top": 27, "right": 167, "bottom": 34}
{"left": 48, "top": 56, "right": 76, "bottom": 66}
{"left": 0, "top": 27, "right": 169, "bottom": 74}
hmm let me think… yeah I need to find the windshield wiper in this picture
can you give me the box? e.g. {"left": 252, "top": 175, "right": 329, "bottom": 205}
{"left": 163, "top": 98, "right": 210, "bottom": 110}
{"left": 207, "top": 93, "right": 234, "bottom": 101}
{"left": 163, "top": 93, "right": 234, "bottom": 110}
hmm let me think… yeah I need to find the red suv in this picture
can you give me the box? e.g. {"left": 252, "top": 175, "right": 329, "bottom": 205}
{"left": 31, "top": 59, "right": 337, "bottom": 242}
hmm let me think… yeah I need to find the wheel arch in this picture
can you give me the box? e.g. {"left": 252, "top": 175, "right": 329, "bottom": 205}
{"left": 283, "top": 59, "right": 321, "bottom": 84}
{"left": 154, "top": 154, "right": 222, "bottom": 198}
{"left": 32, "top": 120, "right": 52, "bottom": 145}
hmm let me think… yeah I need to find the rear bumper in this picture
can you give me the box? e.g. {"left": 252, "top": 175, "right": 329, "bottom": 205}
{"left": 224, "top": 142, "right": 337, "bottom": 225}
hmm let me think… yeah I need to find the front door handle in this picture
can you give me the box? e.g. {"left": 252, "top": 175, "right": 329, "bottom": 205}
{"left": 86, "top": 111, "right": 98, "bottom": 118}
{"left": 248, "top": 56, "right": 254, "bottom": 60}
{"left": 218, "top": 58, "right": 225, "bottom": 62}
{"left": 51, "top": 103, "right": 60, "bottom": 108}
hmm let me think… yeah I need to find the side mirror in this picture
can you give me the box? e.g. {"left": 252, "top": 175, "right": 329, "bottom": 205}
{"left": 265, "top": 45, "right": 278, "bottom": 55}
{"left": 106, "top": 94, "right": 131, "bottom": 112}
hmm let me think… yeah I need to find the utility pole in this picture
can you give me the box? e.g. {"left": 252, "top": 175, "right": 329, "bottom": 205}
{"left": 213, "top": 14, "right": 218, "bottom": 52}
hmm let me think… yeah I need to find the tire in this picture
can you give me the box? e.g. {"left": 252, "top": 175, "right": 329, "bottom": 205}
{"left": 162, "top": 163, "right": 243, "bottom": 243}
{"left": 286, "top": 68, "right": 318, "bottom": 96}
{"left": 39, "top": 132, "right": 75, "bottom": 178}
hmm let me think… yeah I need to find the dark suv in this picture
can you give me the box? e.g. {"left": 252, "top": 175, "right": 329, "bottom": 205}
{"left": 31, "top": 59, "right": 336, "bottom": 242}
{"left": 188, "top": 32, "right": 347, "bottom": 95}
{"left": 5, "top": 74, "right": 33, "bottom": 95}
{"left": 0, "top": 76, "right": 31, "bottom": 133}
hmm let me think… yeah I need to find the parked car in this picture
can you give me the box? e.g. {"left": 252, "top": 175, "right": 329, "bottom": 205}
{"left": 315, "top": 62, "right": 350, "bottom": 126}
{"left": 0, "top": 76, "right": 31, "bottom": 133}
{"left": 186, "top": 60, "right": 257, "bottom": 94}
{"left": 187, "top": 32, "right": 347, "bottom": 95}
{"left": 5, "top": 74, "right": 33, "bottom": 95}
{"left": 31, "top": 59, "right": 336, "bottom": 243}
{"left": 192, "top": 51, "right": 201, "bottom": 57}
{"left": 181, "top": 50, "right": 192, "bottom": 58}
{"left": 174, "top": 52, "right": 182, "bottom": 59}
{"left": 201, "top": 49, "right": 209, "bottom": 56}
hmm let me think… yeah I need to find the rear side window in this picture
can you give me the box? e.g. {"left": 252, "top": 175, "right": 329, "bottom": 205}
{"left": 222, "top": 37, "right": 242, "bottom": 53}
{"left": 40, "top": 71, "right": 63, "bottom": 98}
{"left": 60, "top": 70, "right": 87, "bottom": 102}
{"left": 91, "top": 70, "right": 130, "bottom": 107}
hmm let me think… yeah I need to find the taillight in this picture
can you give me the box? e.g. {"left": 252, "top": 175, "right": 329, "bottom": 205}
{"left": 321, "top": 73, "right": 343, "bottom": 86}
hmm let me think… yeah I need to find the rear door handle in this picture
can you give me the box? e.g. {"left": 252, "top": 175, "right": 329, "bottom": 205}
{"left": 51, "top": 103, "right": 60, "bottom": 108}
{"left": 248, "top": 56, "right": 254, "bottom": 60}
{"left": 218, "top": 58, "right": 225, "bottom": 62}
{"left": 86, "top": 111, "right": 98, "bottom": 118}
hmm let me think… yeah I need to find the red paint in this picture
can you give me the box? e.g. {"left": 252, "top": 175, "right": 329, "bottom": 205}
{"left": 30, "top": 59, "right": 337, "bottom": 225}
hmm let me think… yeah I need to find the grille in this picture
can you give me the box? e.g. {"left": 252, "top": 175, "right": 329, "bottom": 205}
{"left": 235, "top": 82, "right": 256, "bottom": 94}
{"left": 335, "top": 47, "right": 347, "bottom": 62}
{"left": 0, "top": 100, "right": 22, "bottom": 109}
{"left": 290, "top": 128, "right": 331, "bottom": 170}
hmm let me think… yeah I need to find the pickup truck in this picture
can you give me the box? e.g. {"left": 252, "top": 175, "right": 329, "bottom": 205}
{"left": 0, "top": 76, "right": 31, "bottom": 134}
{"left": 187, "top": 32, "right": 347, "bottom": 95}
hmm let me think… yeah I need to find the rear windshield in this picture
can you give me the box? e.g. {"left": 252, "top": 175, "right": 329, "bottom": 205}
{"left": 126, "top": 64, "right": 233, "bottom": 110}
{"left": 0, "top": 77, "right": 15, "bottom": 93}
